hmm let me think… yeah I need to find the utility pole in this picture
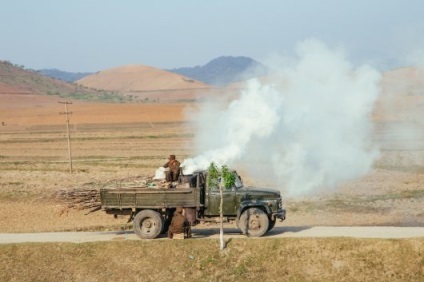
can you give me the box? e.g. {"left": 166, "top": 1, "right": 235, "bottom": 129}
{"left": 59, "top": 101, "right": 73, "bottom": 173}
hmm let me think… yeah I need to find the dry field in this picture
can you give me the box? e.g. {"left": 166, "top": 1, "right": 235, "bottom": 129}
{"left": 0, "top": 102, "right": 194, "bottom": 232}
{"left": 0, "top": 100, "right": 423, "bottom": 234}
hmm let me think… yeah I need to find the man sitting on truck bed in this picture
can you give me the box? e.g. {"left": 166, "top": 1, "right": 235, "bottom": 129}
{"left": 163, "top": 154, "right": 181, "bottom": 182}
{"left": 168, "top": 207, "right": 190, "bottom": 239}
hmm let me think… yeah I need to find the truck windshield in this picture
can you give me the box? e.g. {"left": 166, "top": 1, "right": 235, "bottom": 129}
{"left": 234, "top": 173, "right": 243, "bottom": 189}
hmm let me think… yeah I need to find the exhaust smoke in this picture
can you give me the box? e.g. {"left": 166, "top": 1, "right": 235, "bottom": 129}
{"left": 182, "top": 39, "right": 382, "bottom": 196}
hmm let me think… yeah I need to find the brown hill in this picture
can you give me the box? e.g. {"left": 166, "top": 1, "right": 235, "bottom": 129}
{"left": 0, "top": 61, "right": 75, "bottom": 95}
{"left": 77, "top": 64, "right": 210, "bottom": 92}
{"left": 0, "top": 60, "right": 128, "bottom": 105}
{"left": 0, "top": 61, "right": 73, "bottom": 109}
{"left": 76, "top": 64, "right": 212, "bottom": 101}
{"left": 0, "top": 82, "right": 31, "bottom": 95}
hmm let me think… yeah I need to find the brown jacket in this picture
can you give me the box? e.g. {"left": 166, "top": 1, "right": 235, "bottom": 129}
{"left": 164, "top": 159, "right": 181, "bottom": 173}
{"left": 168, "top": 212, "right": 188, "bottom": 234}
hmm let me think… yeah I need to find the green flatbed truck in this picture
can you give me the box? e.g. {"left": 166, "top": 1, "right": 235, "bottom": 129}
{"left": 100, "top": 170, "right": 286, "bottom": 239}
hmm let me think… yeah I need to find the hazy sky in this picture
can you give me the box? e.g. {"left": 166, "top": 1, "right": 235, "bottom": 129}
{"left": 1, "top": 0, "right": 423, "bottom": 72}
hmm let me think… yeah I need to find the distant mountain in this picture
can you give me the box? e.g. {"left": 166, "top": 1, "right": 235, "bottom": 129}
{"left": 37, "top": 68, "right": 93, "bottom": 82}
{"left": 169, "top": 56, "right": 269, "bottom": 86}
{"left": 38, "top": 56, "right": 268, "bottom": 86}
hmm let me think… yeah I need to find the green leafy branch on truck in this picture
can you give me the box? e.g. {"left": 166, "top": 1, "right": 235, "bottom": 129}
{"left": 207, "top": 162, "right": 236, "bottom": 190}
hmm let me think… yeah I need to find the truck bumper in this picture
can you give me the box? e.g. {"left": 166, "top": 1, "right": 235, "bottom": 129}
{"left": 273, "top": 209, "right": 286, "bottom": 221}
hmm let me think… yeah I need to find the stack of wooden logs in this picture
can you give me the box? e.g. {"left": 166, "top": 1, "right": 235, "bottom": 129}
{"left": 55, "top": 175, "right": 171, "bottom": 212}
{"left": 55, "top": 187, "right": 101, "bottom": 211}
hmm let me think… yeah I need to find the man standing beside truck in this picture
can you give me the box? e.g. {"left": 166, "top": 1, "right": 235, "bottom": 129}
{"left": 163, "top": 154, "right": 181, "bottom": 182}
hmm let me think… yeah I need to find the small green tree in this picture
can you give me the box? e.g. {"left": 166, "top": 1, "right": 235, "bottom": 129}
{"left": 221, "top": 165, "right": 236, "bottom": 189}
{"left": 207, "top": 162, "right": 219, "bottom": 188}
{"left": 208, "top": 163, "right": 236, "bottom": 250}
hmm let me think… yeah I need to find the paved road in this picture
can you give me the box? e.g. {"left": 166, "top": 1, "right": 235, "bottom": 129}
{"left": 1, "top": 226, "right": 423, "bottom": 244}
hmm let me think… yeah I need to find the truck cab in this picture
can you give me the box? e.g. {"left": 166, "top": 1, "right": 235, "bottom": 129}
{"left": 196, "top": 170, "right": 286, "bottom": 236}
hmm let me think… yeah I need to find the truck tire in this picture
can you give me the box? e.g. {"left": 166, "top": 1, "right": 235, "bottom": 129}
{"left": 160, "top": 208, "right": 174, "bottom": 234}
{"left": 268, "top": 218, "right": 276, "bottom": 231}
{"left": 133, "top": 210, "right": 163, "bottom": 239}
{"left": 238, "top": 207, "right": 269, "bottom": 237}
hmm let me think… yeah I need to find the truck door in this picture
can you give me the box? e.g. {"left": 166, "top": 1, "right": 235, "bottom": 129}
{"left": 205, "top": 176, "right": 237, "bottom": 216}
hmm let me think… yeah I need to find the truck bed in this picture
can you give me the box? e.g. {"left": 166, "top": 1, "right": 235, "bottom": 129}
{"left": 100, "top": 187, "right": 201, "bottom": 209}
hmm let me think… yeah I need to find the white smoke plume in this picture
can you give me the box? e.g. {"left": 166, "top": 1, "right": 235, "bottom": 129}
{"left": 182, "top": 39, "right": 382, "bottom": 196}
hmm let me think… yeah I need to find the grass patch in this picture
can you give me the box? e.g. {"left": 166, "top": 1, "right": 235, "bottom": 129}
{"left": 0, "top": 133, "right": 194, "bottom": 144}
{"left": 6, "top": 181, "right": 24, "bottom": 186}
{"left": 365, "top": 190, "right": 424, "bottom": 202}
{"left": 0, "top": 189, "right": 39, "bottom": 201}
{"left": 61, "top": 223, "right": 133, "bottom": 232}
{"left": 63, "top": 91, "right": 130, "bottom": 103}
{"left": 374, "top": 164, "right": 424, "bottom": 174}
{"left": 399, "top": 189, "right": 424, "bottom": 199}
{"left": 0, "top": 164, "right": 71, "bottom": 173}
{"left": 76, "top": 161, "right": 157, "bottom": 169}
{"left": 0, "top": 238, "right": 422, "bottom": 281}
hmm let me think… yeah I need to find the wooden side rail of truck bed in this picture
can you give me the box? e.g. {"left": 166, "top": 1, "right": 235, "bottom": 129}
{"left": 100, "top": 187, "right": 201, "bottom": 209}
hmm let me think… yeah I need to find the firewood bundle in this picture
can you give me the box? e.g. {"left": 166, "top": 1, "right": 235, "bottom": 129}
{"left": 55, "top": 187, "right": 101, "bottom": 211}
{"left": 55, "top": 175, "right": 172, "bottom": 213}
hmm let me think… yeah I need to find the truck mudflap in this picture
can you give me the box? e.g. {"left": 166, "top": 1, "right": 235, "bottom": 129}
{"left": 273, "top": 209, "right": 286, "bottom": 221}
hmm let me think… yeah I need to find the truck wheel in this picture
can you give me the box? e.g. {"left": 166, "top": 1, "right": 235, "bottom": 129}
{"left": 238, "top": 207, "right": 269, "bottom": 237}
{"left": 268, "top": 218, "right": 276, "bottom": 231}
{"left": 161, "top": 220, "right": 170, "bottom": 234}
{"left": 161, "top": 208, "right": 174, "bottom": 234}
{"left": 133, "top": 210, "right": 163, "bottom": 239}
